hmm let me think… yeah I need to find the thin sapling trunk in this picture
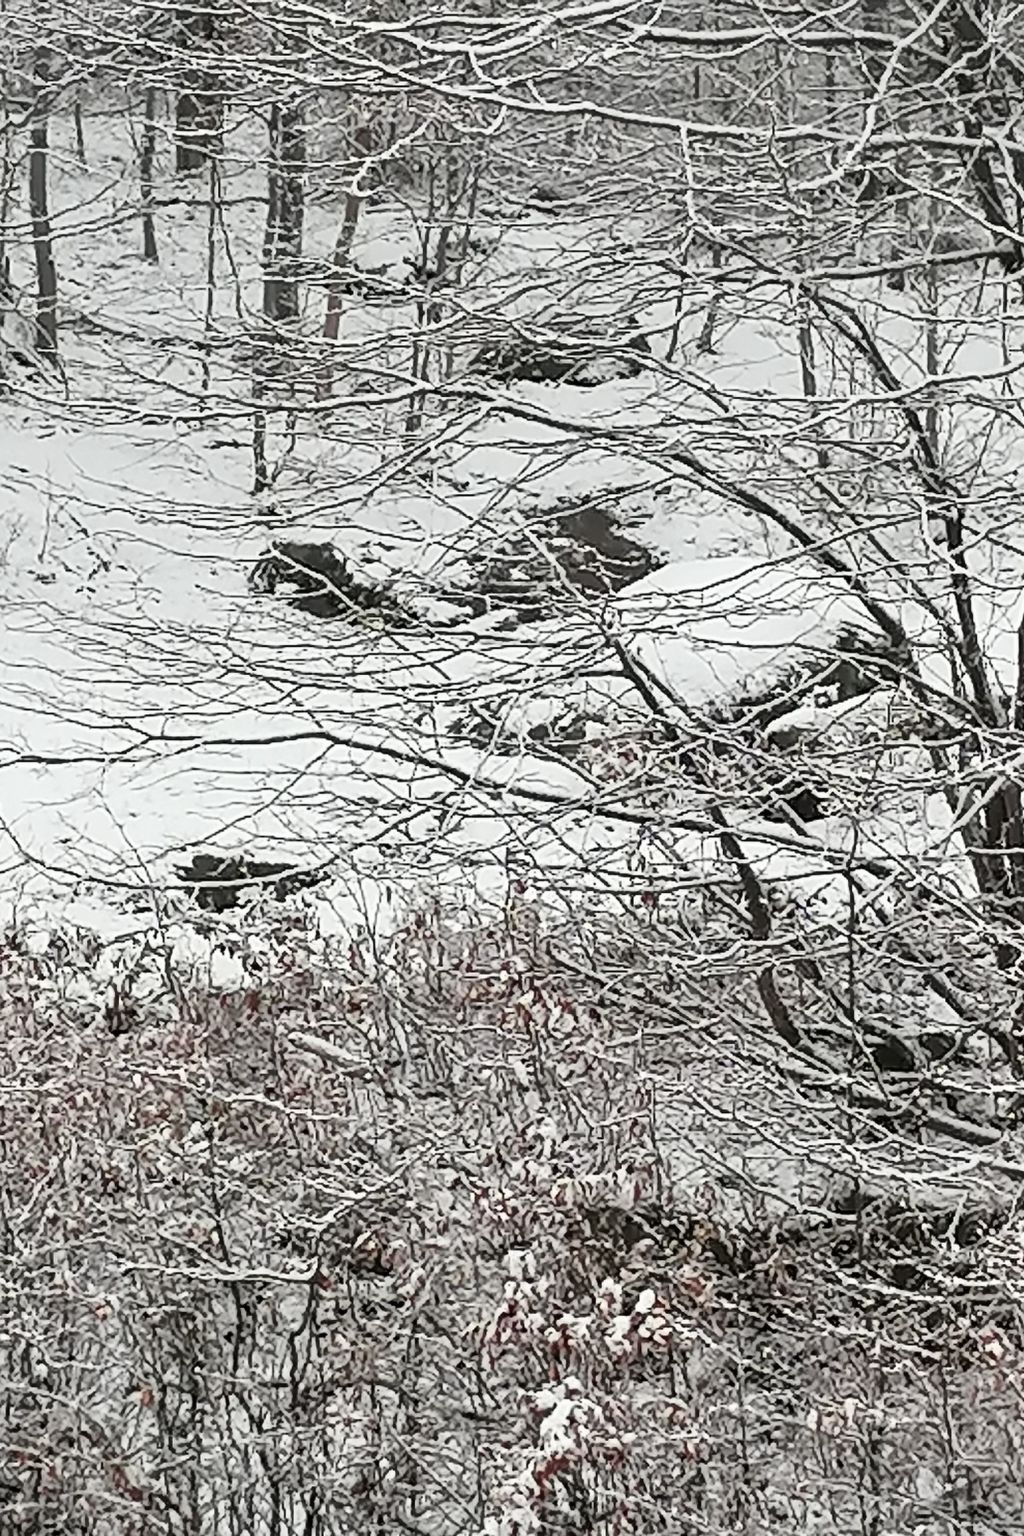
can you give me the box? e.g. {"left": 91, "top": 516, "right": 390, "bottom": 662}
{"left": 200, "top": 154, "right": 218, "bottom": 409}
{"left": 696, "top": 242, "right": 723, "bottom": 355}
{"left": 141, "top": 86, "right": 158, "bottom": 262}
{"left": 74, "top": 94, "right": 85, "bottom": 163}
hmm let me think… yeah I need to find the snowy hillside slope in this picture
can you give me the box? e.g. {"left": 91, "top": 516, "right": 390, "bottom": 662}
{"left": 0, "top": 112, "right": 1015, "bottom": 1021}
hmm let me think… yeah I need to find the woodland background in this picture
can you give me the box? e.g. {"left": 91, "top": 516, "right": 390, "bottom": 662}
{"left": 3, "top": 1, "right": 1024, "bottom": 1532}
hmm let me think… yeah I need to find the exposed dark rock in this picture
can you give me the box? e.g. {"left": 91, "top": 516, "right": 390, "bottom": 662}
{"left": 847, "top": 165, "right": 903, "bottom": 205}
{"left": 919, "top": 1029, "right": 959, "bottom": 1060}
{"left": 829, "top": 1186, "right": 1002, "bottom": 1255}
{"left": 574, "top": 1190, "right": 1014, "bottom": 1353}
{"left": 759, "top": 769, "right": 827, "bottom": 825}
{"left": 469, "top": 314, "right": 652, "bottom": 387}
{"left": 675, "top": 623, "right": 913, "bottom": 838}
{"left": 249, "top": 540, "right": 406, "bottom": 622}
{"left": 869, "top": 1038, "right": 919, "bottom": 1074}
{"left": 176, "top": 852, "right": 326, "bottom": 911}
{"left": 454, "top": 495, "right": 662, "bottom": 625}
{"left": 868, "top": 1029, "right": 966, "bottom": 1077}
{"left": 335, "top": 261, "right": 399, "bottom": 301}
{"left": 721, "top": 625, "right": 910, "bottom": 733}
{"left": 456, "top": 700, "right": 595, "bottom": 758}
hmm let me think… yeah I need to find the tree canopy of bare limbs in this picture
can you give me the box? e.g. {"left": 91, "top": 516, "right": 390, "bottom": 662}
{"left": 5, "top": 1, "right": 1024, "bottom": 1533}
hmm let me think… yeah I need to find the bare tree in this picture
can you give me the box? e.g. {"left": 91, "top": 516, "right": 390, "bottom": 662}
{"left": 139, "top": 84, "right": 158, "bottom": 262}
{"left": 253, "top": 88, "right": 306, "bottom": 490}
{"left": 28, "top": 43, "right": 57, "bottom": 356}
{"left": 173, "top": 2, "right": 221, "bottom": 173}
{"left": 263, "top": 95, "right": 305, "bottom": 326}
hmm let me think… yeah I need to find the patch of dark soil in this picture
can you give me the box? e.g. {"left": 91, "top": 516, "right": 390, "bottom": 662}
{"left": 176, "top": 853, "right": 326, "bottom": 912}
{"left": 249, "top": 540, "right": 409, "bottom": 623}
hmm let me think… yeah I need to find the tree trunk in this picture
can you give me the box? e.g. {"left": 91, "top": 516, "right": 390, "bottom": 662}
{"left": 251, "top": 363, "right": 268, "bottom": 492}
{"left": 262, "top": 106, "right": 280, "bottom": 279}
{"left": 29, "top": 47, "right": 57, "bottom": 358}
{"left": 0, "top": 98, "right": 14, "bottom": 291}
{"left": 262, "top": 98, "right": 305, "bottom": 325}
{"left": 696, "top": 242, "right": 722, "bottom": 354}
{"left": 199, "top": 155, "right": 218, "bottom": 408}
{"left": 797, "top": 293, "right": 829, "bottom": 470}
{"left": 175, "top": 92, "right": 216, "bottom": 173}
{"left": 140, "top": 86, "right": 158, "bottom": 262}
{"left": 924, "top": 262, "right": 939, "bottom": 457}
{"left": 73, "top": 96, "right": 86, "bottom": 164}
{"left": 316, "top": 188, "right": 363, "bottom": 401}
{"left": 254, "top": 98, "right": 305, "bottom": 491}
{"left": 824, "top": 44, "right": 835, "bottom": 116}
{"left": 862, "top": 0, "right": 887, "bottom": 92}
{"left": 174, "top": 6, "right": 221, "bottom": 173}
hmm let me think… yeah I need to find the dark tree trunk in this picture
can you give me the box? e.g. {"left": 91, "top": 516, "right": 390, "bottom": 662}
{"left": 262, "top": 106, "right": 280, "bottom": 275}
{"left": 141, "top": 86, "right": 159, "bottom": 262}
{"left": 696, "top": 242, "right": 723, "bottom": 354}
{"left": 175, "top": 92, "right": 210, "bottom": 172}
{"left": 862, "top": 0, "right": 887, "bottom": 91}
{"left": 262, "top": 98, "right": 305, "bottom": 324}
{"left": 253, "top": 98, "right": 305, "bottom": 493}
{"left": 29, "top": 48, "right": 57, "bottom": 357}
{"left": 174, "top": 6, "right": 221, "bottom": 172}
{"left": 0, "top": 99, "right": 14, "bottom": 291}
{"left": 253, "top": 107, "right": 279, "bottom": 486}
{"left": 939, "top": 4, "right": 1024, "bottom": 272}
{"left": 199, "top": 154, "right": 218, "bottom": 406}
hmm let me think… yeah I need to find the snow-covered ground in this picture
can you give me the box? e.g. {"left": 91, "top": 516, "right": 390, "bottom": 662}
{"left": 1, "top": 102, "right": 1023, "bottom": 982}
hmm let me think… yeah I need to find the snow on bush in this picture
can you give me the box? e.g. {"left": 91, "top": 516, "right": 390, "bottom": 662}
{"left": 1, "top": 886, "right": 1021, "bottom": 1534}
